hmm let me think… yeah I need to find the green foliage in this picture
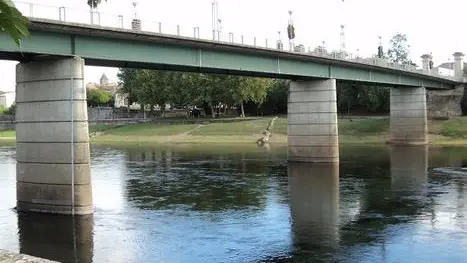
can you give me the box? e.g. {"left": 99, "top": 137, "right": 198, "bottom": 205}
{"left": 439, "top": 118, "right": 467, "bottom": 138}
{"left": 118, "top": 68, "right": 275, "bottom": 118}
{"left": 117, "top": 68, "right": 139, "bottom": 107}
{"left": 87, "top": 0, "right": 105, "bottom": 9}
{"left": 259, "top": 80, "right": 288, "bottom": 115}
{"left": 339, "top": 119, "right": 389, "bottom": 135}
{"left": 135, "top": 69, "right": 172, "bottom": 114}
{"left": 387, "top": 33, "right": 415, "bottom": 65}
{"left": 0, "top": 0, "right": 30, "bottom": 46}
{"left": 462, "top": 87, "right": 467, "bottom": 115}
{"left": 0, "top": 105, "right": 6, "bottom": 114}
{"left": 337, "top": 83, "right": 389, "bottom": 114}
{"left": 6, "top": 103, "right": 15, "bottom": 115}
{"left": 87, "top": 88, "right": 113, "bottom": 107}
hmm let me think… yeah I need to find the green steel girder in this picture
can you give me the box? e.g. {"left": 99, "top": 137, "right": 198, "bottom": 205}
{"left": 0, "top": 18, "right": 461, "bottom": 90}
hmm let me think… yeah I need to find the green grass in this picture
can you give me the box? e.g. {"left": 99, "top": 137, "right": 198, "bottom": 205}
{"left": 0, "top": 130, "right": 15, "bottom": 138}
{"left": 190, "top": 118, "right": 287, "bottom": 135}
{"left": 438, "top": 118, "right": 467, "bottom": 138}
{"left": 2, "top": 117, "right": 467, "bottom": 145}
{"left": 101, "top": 123, "right": 199, "bottom": 136}
{"left": 339, "top": 118, "right": 389, "bottom": 135}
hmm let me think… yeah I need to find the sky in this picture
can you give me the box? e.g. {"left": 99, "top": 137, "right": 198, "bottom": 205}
{"left": 1, "top": 0, "right": 466, "bottom": 92}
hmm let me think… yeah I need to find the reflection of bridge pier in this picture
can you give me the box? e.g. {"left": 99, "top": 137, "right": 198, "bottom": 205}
{"left": 389, "top": 145, "right": 428, "bottom": 193}
{"left": 18, "top": 213, "right": 93, "bottom": 263}
{"left": 288, "top": 162, "right": 340, "bottom": 249}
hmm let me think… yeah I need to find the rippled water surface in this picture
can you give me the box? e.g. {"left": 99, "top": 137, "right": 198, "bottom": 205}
{"left": 1, "top": 144, "right": 467, "bottom": 263}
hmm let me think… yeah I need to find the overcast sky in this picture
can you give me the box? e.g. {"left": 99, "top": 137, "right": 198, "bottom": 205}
{"left": 1, "top": 0, "right": 466, "bottom": 92}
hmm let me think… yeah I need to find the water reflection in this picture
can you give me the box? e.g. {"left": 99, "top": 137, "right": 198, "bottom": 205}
{"left": 288, "top": 162, "right": 340, "bottom": 250}
{"left": 124, "top": 148, "right": 273, "bottom": 212}
{"left": 390, "top": 145, "right": 428, "bottom": 194}
{"left": 18, "top": 213, "right": 93, "bottom": 263}
{"left": 1, "top": 144, "right": 467, "bottom": 263}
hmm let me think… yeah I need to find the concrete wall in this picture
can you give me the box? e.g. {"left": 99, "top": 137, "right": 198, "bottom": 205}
{"left": 426, "top": 85, "right": 464, "bottom": 118}
{"left": 288, "top": 79, "right": 339, "bottom": 163}
{"left": 87, "top": 107, "right": 189, "bottom": 121}
{"left": 15, "top": 57, "right": 92, "bottom": 215}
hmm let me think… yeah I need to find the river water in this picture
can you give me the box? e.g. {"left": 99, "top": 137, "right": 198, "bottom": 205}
{"left": 0, "top": 144, "right": 467, "bottom": 263}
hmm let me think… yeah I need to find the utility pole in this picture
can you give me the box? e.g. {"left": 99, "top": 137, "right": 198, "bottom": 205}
{"left": 212, "top": 1, "right": 220, "bottom": 40}
{"left": 378, "top": 36, "right": 383, "bottom": 58}
{"left": 131, "top": 1, "right": 141, "bottom": 31}
{"left": 339, "top": 0, "right": 346, "bottom": 52}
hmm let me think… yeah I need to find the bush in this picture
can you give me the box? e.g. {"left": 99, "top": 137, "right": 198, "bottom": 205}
{"left": 462, "top": 87, "right": 467, "bottom": 115}
{"left": 87, "top": 88, "right": 113, "bottom": 107}
{"left": 6, "top": 104, "right": 16, "bottom": 116}
{"left": 0, "top": 105, "right": 6, "bottom": 114}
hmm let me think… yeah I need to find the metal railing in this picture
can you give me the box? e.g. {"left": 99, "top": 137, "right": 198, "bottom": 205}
{"left": 11, "top": 1, "right": 461, "bottom": 82}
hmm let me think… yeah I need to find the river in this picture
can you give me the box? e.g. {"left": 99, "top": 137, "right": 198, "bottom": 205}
{"left": 0, "top": 144, "right": 467, "bottom": 263}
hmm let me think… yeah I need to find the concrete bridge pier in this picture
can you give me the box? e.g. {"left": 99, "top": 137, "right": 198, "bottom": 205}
{"left": 15, "top": 56, "right": 93, "bottom": 215}
{"left": 288, "top": 79, "right": 339, "bottom": 163}
{"left": 389, "top": 86, "right": 428, "bottom": 145}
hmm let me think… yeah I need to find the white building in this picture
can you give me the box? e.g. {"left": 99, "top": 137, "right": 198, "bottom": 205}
{"left": 432, "top": 61, "right": 467, "bottom": 77}
{"left": 0, "top": 91, "right": 15, "bottom": 108}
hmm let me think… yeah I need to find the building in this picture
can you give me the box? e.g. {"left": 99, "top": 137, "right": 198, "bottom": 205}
{"left": 432, "top": 61, "right": 467, "bottom": 77}
{"left": 0, "top": 91, "right": 15, "bottom": 108}
{"left": 86, "top": 73, "right": 130, "bottom": 108}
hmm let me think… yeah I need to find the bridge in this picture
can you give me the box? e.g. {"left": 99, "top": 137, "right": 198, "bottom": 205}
{"left": 0, "top": 2, "right": 465, "bottom": 215}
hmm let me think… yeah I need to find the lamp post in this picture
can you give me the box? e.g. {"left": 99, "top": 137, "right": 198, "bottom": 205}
{"left": 131, "top": 1, "right": 141, "bottom": 31}
{"left": 287, "top": 10, "right": 295, "bottom": 51}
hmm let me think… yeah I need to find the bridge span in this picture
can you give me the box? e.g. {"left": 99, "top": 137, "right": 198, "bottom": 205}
{"left": 0, "top": 13, "right": 465, "bottom": 215}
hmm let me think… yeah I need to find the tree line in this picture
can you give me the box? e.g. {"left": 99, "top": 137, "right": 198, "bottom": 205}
{"left": 113, "top": 33, "right": 422, "bottom": 117}
{"left": 116, "top": 67, "right": 396, "bottom": 117}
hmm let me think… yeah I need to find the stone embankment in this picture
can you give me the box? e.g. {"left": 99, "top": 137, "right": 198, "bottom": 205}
{"left": 0, "top": 250, "right": 59, "bottom": 263}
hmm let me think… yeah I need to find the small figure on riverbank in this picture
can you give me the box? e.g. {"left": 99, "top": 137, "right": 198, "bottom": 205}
{"left": 256, "top": 116, "right": 278, "bottom": 147}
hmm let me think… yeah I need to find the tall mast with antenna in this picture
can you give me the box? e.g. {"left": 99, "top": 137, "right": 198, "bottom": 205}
{"left": 212, "top": 1, "right": 219, "bottom": 40}
{"left": 339, "top": 0, "right": 346, "bottom": 52}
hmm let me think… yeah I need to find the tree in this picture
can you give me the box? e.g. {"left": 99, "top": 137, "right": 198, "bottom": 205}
{"left": 0, "top": 105, "right": 6, "bottom": 114}
{"left": 6, "top": 103, "right": 15, "bottom": 115}
{"left": 87, "top": 88, "right": 112, "bottom": 107}
{"left": 259, "top": 80, "right": 288, "bottom": 115}
{"left": 235, "top": 77, "right": 271, "bottom": 117}
{"left": 0, "top": 0, "right": 29, "bottom": 46}
{"left": 117, "top": 68, "right": 139, "bottom": 109}
{"left": 87, "top": 0, "right": 105, "bottom": 9}
{"left": 387, "top": 33, "right": 411, "bottom": 64}
{"left": 135, "top": 70, "right": 171, "bottom": 116}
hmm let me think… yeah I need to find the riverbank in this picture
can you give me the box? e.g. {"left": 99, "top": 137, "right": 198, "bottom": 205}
{"left": 1, "top": 117, "right": 467, "bottom": 145}
{"left": 0, "top": 249, "right": 58, "bottom": 263}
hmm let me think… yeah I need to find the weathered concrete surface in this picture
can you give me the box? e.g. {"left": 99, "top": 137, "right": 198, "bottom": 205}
{"left": 426, "top": 85, "right": 464, "bottom": 118}
{"left": 15, "top": 57, "right": 93, "bottom": 215}
{"left": 288, "top": 162, "right": 339, "bottom": 248}
{"left": 288, "top": 79, "right": 339, "bottom": 163}
{"left": 389, "top": 86, "right": 428, "bottom": 145}
{"left": 0, "top": 249, "right": 59, "bottom": 263}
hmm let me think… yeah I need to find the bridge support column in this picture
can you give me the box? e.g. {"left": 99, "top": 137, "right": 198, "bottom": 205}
{"left": 16, "top": 57, "right": 93, "bottom": 215}
{"left": 389, "top": 86, "right": 428, "bottom": 145}
{"left": 288, "top": 79, "right": 339, "bottom": 163}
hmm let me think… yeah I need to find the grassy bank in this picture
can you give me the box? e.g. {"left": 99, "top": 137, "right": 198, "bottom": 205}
{"left": 1, "top": 117, "right": 467, "bottom": 145}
